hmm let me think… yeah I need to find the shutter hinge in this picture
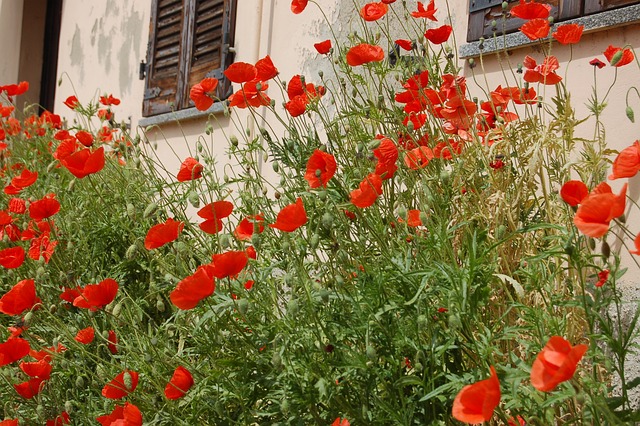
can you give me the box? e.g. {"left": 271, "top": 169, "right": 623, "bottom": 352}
{"left": 139, "top": 60, "right": 147, "bottom": 80}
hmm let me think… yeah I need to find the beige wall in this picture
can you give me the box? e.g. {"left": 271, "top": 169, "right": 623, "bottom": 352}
{"left": 0, "top": 0, "right": 24, "bottom": 85}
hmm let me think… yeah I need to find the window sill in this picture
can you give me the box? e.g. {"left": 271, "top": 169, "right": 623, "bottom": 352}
{"left": 459, "top": 3, "right": 640, "bottom": 59}
{"left": 138, "top": 101, "right": 227, "bottom": 128}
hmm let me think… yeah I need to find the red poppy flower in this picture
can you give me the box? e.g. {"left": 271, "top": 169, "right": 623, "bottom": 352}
{"left": 177, "top": 157, "right": 203, "bottom": 182}
{"left": 523, "top": 55, "right": 562, "bottom": 85}
{"left": 165, "top": 365, "right": 194, "bottom": 400}
{"left": 108, "top": 330, "right": 118, "bottom": 354}
{"left": 360, "top": 2, "right": 388, "bottom": 21}
{"left": 198, "top": 201, "right": 233, "bottom": 234}
{"left": 269, "top": 198, "right": 308, "bottom": 232}
{"left": 630, "top": 233, "right": 640, "bottom": 255}
{"left": 552, "top": 23, "right": 583, "bottom": 44}
{"left": 97, "top": 402, "right": 142, "bottom": 426}
{"left": 20, "top": 359, "right": 52, "bottom": 379}
{"left": 373, "top": 137, "right": 398, "bottom": 179}
{"left": 0, "top": 279, "right": 40, "bottom": 316}
{"left": 145, "top": 218, "right": 184, "bottom": 250}
{"left": 1, "top": 81, "right": 29, "bottom": 97}
{"left": 255, "top": 55, "right": 278, "bottom": 81}
{"left": 589, "top": 58, "right": 606, "bottom": 68}
{"left": 574, "top": 183, "right": 627, "bottom": 237}
{"left": 510, "top": 0, "right": 551, "bottom": 19}
{"left": 73, "top": 278, "right": 119, "bottom": 311}
{"left": 28, "top": 232, "right": 57, "bottom": 264}
{"left": 46, "top": 411, "right": 70, "bottom": 426}
{"left": 285, "top": 95, "right": 308, "bottom": 117}
{"left": 406, "top": 210, "right": 423, "bottom": 227}
{"left": 346, "top": 44, "right": 385, "bottom": 66}
{"left": 596, "top": 269, "right": 609, "bottom": 287}
{"left": 404, "top": 146, "right": 434, "bottom": 169}
{"left": 75, "top": 326, "right": 95, "bottom": 344}
{"left": 99, "top": 94, "right": 120, "bottom": 106}
{"left": 234, "top": 215, "right": 265, "bottom": 241}
{"left": 305, "top": 150, "right": 337, "bottom": 188}
{"left": 190, "top": 78, "right": 219, "bottom": 111}
{"left": 0, "top": 337, "right": 30, "bottom": 366}
{"left": 14, "top": 377, "right": 46, "bottom": 399}
{"left": 411, "top": 0, "right": 437, "bottom": 19}
{"left": 332, "top": 418, "right": 350, "bottom": 426}
{"left": 314, "top": 40, "right": 332, "bottom": 54}
{"left": 75, "top": 131, "right": 94, "bottom": 147}
{"left": 452, "top": 366, "right": 501, "bottom": 423}
{"left": 63, "top": 96, "right": 79, "bottom": 109}
{"left": 425, "top": 24, "right": 452, "bottom": 44}
{"left": 520, "top": 18, "right": 550, "bottom": 40}
{"left": 604, "top": 45, "right": 634, "bottom": 67}
{"left": 560, "top": 180, "right": 589, "bottom": 206}
{"left": 102, "top": 370, "right": 139, "bottom": 399}
{"left": 0, "top": 419, "right": 19, "bottom": 426}
{"left": 29, "top": 343, "right": 66, "bottom": 362}
{"left": 291, "top": 0, "right": 308, "bottom": 13}
{"left": 8, "top": 198, "right": 26, "bottom": 214}
{"left": 395, "top": 39, "right": 413, "bottom": 51}
{"left": 60, "top": 146, "right": 105, "bottom": 178}
{"left": 170, "top": 264, "right": 216, "bottom": 309}
{"left": 610, "top": 140, "right": 640, "bottom": 179}
{"left": 11, "top": 168, "right": 38, "bottom": 189}
{"left": 224, "top": 62, "right": 258, "bottom": 84}
{"left": 59, "top": 286, "right": 82, "bottom": 304}
{"left": 212, "top": 250, "right": 249, "bottom": 279}
{"left": 227, "top": 80, "right": 271, "bottom": 109}
{"left": 0, "top": 246, "right": 25, "bottom": 269}
{"left": 29, "top": 196, "right": 60, "bottom": 221}
{"left": 531, "top": 336, "right": 587, "bottom": 391}
{"left": 350, "top": 173, "right": 383, "bottom": 208}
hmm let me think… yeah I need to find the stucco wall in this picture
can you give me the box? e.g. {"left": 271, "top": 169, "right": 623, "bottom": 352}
{"left": 0, "top": 0, "right": 24, "bottom": 85}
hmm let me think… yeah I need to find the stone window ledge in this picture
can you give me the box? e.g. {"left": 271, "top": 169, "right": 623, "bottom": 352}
{"left": 460, "top": 4, "right": 640, "bottom": 59}
{"left": 138, "top": 101, "right": 226, "bottom": 128}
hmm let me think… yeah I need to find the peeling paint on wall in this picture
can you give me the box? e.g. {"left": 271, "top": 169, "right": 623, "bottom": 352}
{"left": 69, "top": 24, "right": 85, "bottom": 84}
{"left": 118, "top": 2, "right": 143, "bottom": 95}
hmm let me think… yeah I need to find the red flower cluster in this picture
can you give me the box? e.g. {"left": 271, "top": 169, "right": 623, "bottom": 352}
{"left": 285, "top": 75, "right": 325, "bottom": 117}
{"left": 226, "top": 56, "right": 278, "bottom": 109}
{"left": 198, "top": 200, "right": 233, "bottom": 234}
{"left": 346, "top": 44, "right": 385, "bottom": 66}
{"left": 561, "top": 181, "right": 627, "bottom": 237}
{"left": 304, "top": 149, "right": 336, "bottom": 188}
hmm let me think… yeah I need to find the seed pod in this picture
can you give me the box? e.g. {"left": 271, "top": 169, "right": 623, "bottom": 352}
{"left": 272, "top": 162, "right": 280, "bottom": 173}
{"left": 610, "top": 50, "right": 624, "bottom": 66}
{"left": 187, "top": 191, "right": 200, "bottom": 208}
{"left": 601, "top": 241, "right": 611, "bottom": 258}
{"left": 366, "top": 346, "right": 377, "bottom": 360}
{"left": 237, "top": 299, "right": 249, "bottom": 315}
{"left": 143, "top": 202, "right": 158, "bottom": 219}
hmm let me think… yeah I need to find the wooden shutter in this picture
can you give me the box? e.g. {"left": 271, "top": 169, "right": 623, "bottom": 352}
{"left": 584, "top": 0, "right": 640, "bottom": 15}
{"left": 467, "top": 0, "right": 582, "bottom": 42}
{"left": 143, "top": 0, "right": 185, "bottom": 117}
{"left": 184, "top": 0, "right": 236, "bottom": 106}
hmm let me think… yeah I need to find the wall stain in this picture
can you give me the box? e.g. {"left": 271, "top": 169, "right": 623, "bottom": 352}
{"left": 69, "top": 24, "right": 85, "bottom": 84}
{"left": 118, "top": 1, "right": 143, "bottom": 95}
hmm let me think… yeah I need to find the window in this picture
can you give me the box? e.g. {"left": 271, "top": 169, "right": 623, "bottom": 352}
{"left": 467, "top": 0, "right": 640, "bottom": 42}
{"left": 143, "top": 0, "right": 236, "bottom": 117}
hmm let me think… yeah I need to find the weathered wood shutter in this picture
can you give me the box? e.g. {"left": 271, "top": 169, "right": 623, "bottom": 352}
{"left": 184, "top": 0, "right": 236, "bottom": 107}
{"left": 143, "top": 0, "right": 185, "bottom": 116}
{"left": 467, "top": 0, "right": 639, "bottom": 42}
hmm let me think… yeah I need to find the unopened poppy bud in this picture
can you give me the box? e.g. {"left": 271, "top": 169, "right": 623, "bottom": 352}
{"left": 68, "top": 179, "right": 76, "bottom": 191}
{"left": 237, "top": 299, "right": 249, "bottom": 315}
{"left": 589, "top": 238, "right": 596, "bottom": 250}
{"left": 287, "top": 299, "right": 299, "bottom": 315}
{"left": 46, "top": 160, "right": 57, "bottom": 173}
{"left": 36, "top": 266, "right": 46, "bottom": 279}
{"left": 319, "top": 289, "right": 330, "bottom": 303}
{"left": 367, "top": 139, "right": 381, "bottom": 150}
{"left": 125, "top": 243, "right": 137, "bottom": 260}
{"left": 419, "top": 211, "right": 428, "bottom": 224}
{"left": 251, "top": 234, "right": 261, "bottom": 248}
{"left": 366, "top": 345, "right": 377, "bottom": 360}
{"left": 188, "top": 191, "right": 200, "bottom": 208}
{"left": 406, "top": 121, "right": 414, "bottom": 131}
{"left": 310, "top": 234, "right": 320, "bottom": 249}
{"left": 219, "top": 234, "right": 231, "bottom": 249}
{"left": 23, "top": 312, "right": 34, "bottom": 326}
{"left": 502, "top": 1, "right": 508, "bottom": 9}
{"left": 335, "top": 275, "right": 344, "bottom": 286}
{"left": 626, "top": 106, "right": 635, "bottom": 123}
{"left": 281, "top": 241, "right": 290, "bottom": 252}
{"left": 126, "top": 203, "right": 135, "bottom": 220}
{"left": 564, "top": 241, "right": 574, "bottom": 256}
{"left": 112, "top": 302, "right": 122, "bottom": 318}
{"left": 468, "top": 57, "right": 476, "bottom": 68}
{"left": 318, "top": 190, "right": 327, "bottom": 201}
{"left": 610, "top": 50, "right": 624, "bottom": 66}
{"left": 491, "top": 20, "right": 497, "bottom": 30}
{"left": 49, "top": 304, "right": 57, "bottom": 314}
{"left": 36, "top": 405, "right": 45, "bottom": 419}
{"left": 271, "top": 352, "right": 282, "bottom": 368}
{"left": 281, "top": 399, "right": 290, "bottom": 414}
{"left": 143, "top": 202, "right": 158, "bottom": 219}
{"left": 601, "top": 241, "right": 611, "bottom": 258}
{"left": 75, "top": 376, "right": 85, "bottom": 388}
{"left": 619, "top": 213, "right": 626, "bottom": 223}
{"left": 516, "top": 63, "right": 523, "bottom": 73}
{"left": 123, "top": 371, "right": 133, "bottom": 389}
{"left": 321, "top": 213, "right": 334, "bottom": 229}
{"left": 230, "top": 135, "right": 239, "bottom": 147}
{"left": 397, "top": 206, "right": 407, "bottom": 220}
{"left": 156, "top": 297, "right": 166, "bottom": 312}
{"left": 448, "top": 313, "right": 461, "bottom": 330}
{"left": 65, "top": 400, "right": 74, "bottom": 414}
{"left": 547, "top": 16, "right": 554, "bottom": 24}
{"left": 272, "top": 162, "right": 280, "bottom": 173}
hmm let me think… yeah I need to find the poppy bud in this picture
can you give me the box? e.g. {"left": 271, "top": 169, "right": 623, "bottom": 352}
{"left": 287, "top": 299, "right": 299, "bottom": 315}
{"left": 251, "top": 234, "right": 261, "bottom": 249}
{"left": 68, "top": 179, "right": 76, "bottom": 191}
{"left": 547, "top": 16, "right": 554, "bottom": 24}
{"left": 468, "top": 58, "right": 476, "bottom": 68}
{"left": 564, "top": 241, "right": 574, "bottom": 256}
{"left": 414, "top": 362, "right": 424, "bottom": 371}
{"left": 601, "top": 241, "right": 611, "bottom": 258}
{"left": 502, "top": 1, "right": 508, "bottom": 9}
{"left": 49, "top": 304, "right": 57, "bottom": 314}
{"left": 619, "top": 213, "right": 626, "bottom": 223}
{"left": 589, "top": 238, "right": 596, "bottom": 250}
{"left": 406, "top": 121, "right": 414, "bottom": 132}
{"left": 65, "top": 400, "right": 74, "bottom": 414}
{"left": 36, "top": 405, "right": 45, "bottom": 419}
{"left": 219, "top": 234, "right": 231, "bottom": 248}
{"left": 188, "top": 191, "right": 200, "bottom": 208}
{"left": 318, "top": 70, "right": 324, "bottom": 78}
{"left": 134, "top": 157, "right": 141, "bottom": 167}
{"left": 123, "top": 371, "right": 133, "bottom": 389}
{"left": 366, "top": 345, "right": 377, "bottom": 360}
{"left": 367, "top": 138, "right": 381, "bottom": 150}
{"left": 47, "top": 160, "right": 58, "bottom": 173}
{"left": 23, "top": 312, "right": 33, "bottom": 326}
{"left": 143, "top": 202, "right": 158, "bottom": 219}
{"left": 321, "top": 213, "right": 334, "bottom": 229}
{"left": 112, "top": 302, "right": 122, "bottom": 318}
{"left": 310, "top": 234, "right": 320, "bottom": 249}
{"left": 75, "top": 376, "right": 85, "bottom": 388}
{"left": 271, "top": 352, "right": 282, "bottom": 368}
{"left": 156, "top": 297, "right": 166, "bottom": 312}
{"left": 126, "top": 203, "right": 135, "bottom": 220}
{"left": 230, "top": 135, "right": 239, "bottom": 147}
{"left": 272, "top": 162, "right": 280, "bottom": 173}
{"left": 36, "top": 266, "right": 46, "bottom": 278}
{"left": 495, "top": 224, "right": 507, "bottom": 239}
{"left": 397, "top": 206, "right": 407, "bottom": 220}
{"left": 237, "top": 299, "right": 249, "bottom": 314}
{"left": 417, "top": 314, "right": 428, "bottom": 328}
{"left": 150, "top": 337, "right": 158, "bottom": 346}
{"left": 281, "top": 399, "right": 290, "bottom": 414}
{"left": 175, "top": 241, "right": 188, "bottom": 254}
{"left": 610, "top": 50, "right": 624, "bottom": 67}
{"left": 319, "top": 289, "right": 330, "bottom": 303}
{"left": 125, "top": 243, "right": 138, "bottom": 260}
{"left": 627, "top": 106, "right": 635, "bottom": 123}
{"left": 448, "top": 313, "right": 461, "bottom": 330}
{"left": 318, "top": 190, "right": 327, "bottom": 200}
{"left": 491, "top": 20, "right": 497, "bottom": 30}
